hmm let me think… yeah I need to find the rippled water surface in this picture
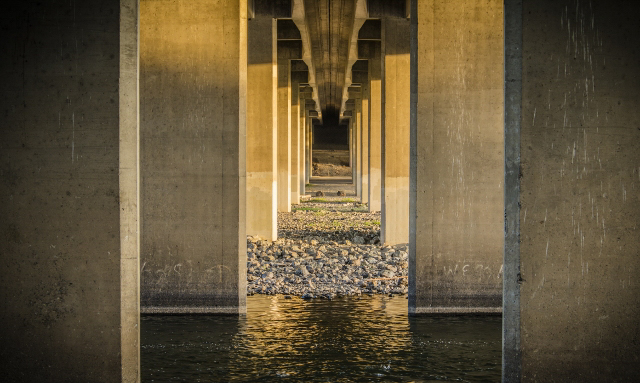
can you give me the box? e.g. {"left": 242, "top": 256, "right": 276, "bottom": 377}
{"left": 142, "top": 295, "right": 501, "bottom": 382}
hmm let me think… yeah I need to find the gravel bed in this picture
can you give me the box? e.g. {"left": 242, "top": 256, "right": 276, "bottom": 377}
{"left": 247, "top": 202, "right": 409, "bottom": 299}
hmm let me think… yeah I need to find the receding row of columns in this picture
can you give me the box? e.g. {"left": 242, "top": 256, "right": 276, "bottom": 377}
{"left": 245, "top": 16, "right": 414, "bottom": 249}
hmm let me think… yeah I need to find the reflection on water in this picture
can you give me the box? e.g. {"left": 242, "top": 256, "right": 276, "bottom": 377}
{"left": 142, "top": 295, "right": 501, "bottom": 382}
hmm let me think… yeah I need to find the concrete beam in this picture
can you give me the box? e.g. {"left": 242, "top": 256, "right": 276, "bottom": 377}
{"left": 292, "top": 0, "right": 322, "bottom": 122}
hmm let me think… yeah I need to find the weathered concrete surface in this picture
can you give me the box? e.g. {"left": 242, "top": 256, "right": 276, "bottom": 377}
{"left": 368, "top": 44, "right": 383, "bottom": 212}
{"left": 0, "top": 0, "right": 128, "bottom": 380}
{"left": 246, "top": 16, "right": 277, "bottom": 241}
{"left": 517, "top": 0, "right": 640, "bottom": 380}
{"left": 290, "top": 66, "right": 308, "bottom": 205}
{"left": 503, "top": 0, "right": 522, "bottom": 381}
{"left": 381, "top": 17, "right": 411, "bottom": 245}
{"left": 409, "top": 0, "right": 504, "bottom": 313}
{"left": 119, "top": 0, "right": 141, "bottom": 379}
{"left": 354, "top": 70, "right": 370, "bottom": 206}
{"left": 290, "top": 75, "right": 301, "bottom": 205}
{"left": 140, "top": 0, "right": 247, "bottom": 313}
{"left": 277, "top": 58, "right": 292, "bottom": 212}
{"left": 352, "top": 91, "right": 363, "bottom": 199}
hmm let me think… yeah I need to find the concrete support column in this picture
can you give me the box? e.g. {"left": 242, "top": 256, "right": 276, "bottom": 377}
{"left": 290, "top": 77, "right": 301, "bottom": 204}
{"left": 368, "top": 45, "right": 383, "bottom": 212}
{"left": 305, "top": 116, "right": 312, "bottom": 183}
{"left": 246, "top": 16, "right": 277, "bottom": 240}
{"left": 381, "top": 18, "right": 411, "bottom": 245}
{"left": 351, "top": 93, "right": 363, "bottom": 200}
{"left": 141, "top": 0, "right": 248, "bottom": 312}
{"left": 352, "top": 70, "right": 371, "bottom": 206}
{"left": 277, "top": 58, "right": 292, "bottom": 212}
{"left": 361, "top": 86, "right": 370, "bottom": 205}
{"left": 349, "top": 118, "right": 356, "bottom": 183}
{"left": 1, "top": 0, "right": 140, "bottom": 380}
{"left": 508, "top": 0, "right": 640, "bottom": 381}
{"left": 409, "top": 0, "right": 503, "bottom": 315}
{"left": 299, "top": 101, "right": 307, "bottom": 195}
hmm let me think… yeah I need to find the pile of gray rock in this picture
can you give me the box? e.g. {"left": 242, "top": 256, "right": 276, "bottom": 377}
{"left": 246, "top": 236, "right": 409, "bottom": 299}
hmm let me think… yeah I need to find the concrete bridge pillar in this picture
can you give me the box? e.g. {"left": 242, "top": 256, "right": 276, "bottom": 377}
{"left": 365, "top": 42, "right": 383, "bottom": 212}
{"left": 353, "top": 63, "right": 370, "bottom": 206}
{"left": 409, "top": 0, "right": 503, "bottom": 314}
{"left": 349, "top": 88, "right": 364, "bottom": 200}
{"left": 140, "top": 0, "right": 248, "bottom": 312}
{"left": 276, "top": 57, "right": 291, "bottom": 212}
{"left": 505, "top": 0, "right": 640, "bottom": 381}
{"left": 290, "top": 64, "right": 308, "bottom": 204}
{"left": 381, "top": 17, "right": 411, "bottom": 245}
{"left": 246, "top": 15, "right": 277, "bottom": 240}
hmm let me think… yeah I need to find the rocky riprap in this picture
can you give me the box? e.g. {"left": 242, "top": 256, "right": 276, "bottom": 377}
{"left": 247, "top": 202, "right": 409, "bottom": 299}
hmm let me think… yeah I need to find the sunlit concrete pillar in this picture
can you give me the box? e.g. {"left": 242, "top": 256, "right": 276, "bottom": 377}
{"left": 409, "top": 0, "right": 503, "bottom": 315}
{"left": 368, "top": 44, "right": 383, "bottom": 212}
{"left": 350, "top": 88, "right": 364, "bottom": 199}
{"left": 246, "top": 15, "right": 277, "bottom": 240}
{"left": 276, "top": 58, "right": 291, "bottom": 212}
{"left": 346, "top": 112, "right": 356, "bottom": 184}
{"left": 304, "top": 110, "right": 314, "bottom": 184}
{"left": 504, "top": 0, "right": 640, "bottom": 381}
{"left": 289, "top": 69, "right": 304, "bottom": 204}
{"left": 308, "top": 117, "right": 315, "bottom": 178}
{"left": 140, "top": 0, "right": 248, "bottom": 312}
{"left": 348, "top": 118, "right": 354, "bottom": 169}
{"left": 299, "top": 96, "right": 307, "bottom": 194}
{"left": 353, "top": 63, "right": 370, "bottom": 206}
{"left": 381, "top": 17, "right": 410, "bottom": 245}
{"left": 1, "top": 0, "right": 141, "bottom": 380}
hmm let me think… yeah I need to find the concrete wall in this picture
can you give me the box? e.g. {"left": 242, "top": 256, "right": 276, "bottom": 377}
{"left": 514, "top": 0, "right": 640, "bottom": 380}
{"left": 410, "top": 0, "right": 504, "bottom": 313}
{"left": 0, "top": 0, "right": 133, "bottom": 380}
{"left": 140, "top": 0, "right": 247, "bottom": 313}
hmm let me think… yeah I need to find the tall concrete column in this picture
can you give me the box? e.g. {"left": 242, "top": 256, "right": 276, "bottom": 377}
{"left": 304, "top": 112, "right": 313, "bottom": 184}
{"left": 409, "top": 0, "right": 503, "bottom": 315}
{"left": 368, "top": 44, "right": 383, "bottom": 212}
{"left": 381, "top": 17, "right": 411, "bottom": 245}
{"left": 290, "top": 73, "right": 301, "bottom": 205}
{"left": 246, "top": 16, "right": 277, "bottom": 240}
{"left": 1, "top": 0, "right": 139, "bottom": 380}
{"left": 350, "top": 89, "right": 364, "bottom": 200}
{"left": 299, "top": 97, "right": 307, "bottom": 195}
{"left": 353, "top": 64, "right": 371, "bottom": 206}
{"left": 349, "top": 116, "right": 356, "bottom": 183}
{"left": 290, "top": 68, "right": 308, "bottom": 204}
{"left": 506, "top": 0, "right": 640, "bottom": 381}
{"left": 276, "top": 58, "right": 292, "bottom": 212}
{"left": 140, "top": 0, "right": 248, "bottom": 312}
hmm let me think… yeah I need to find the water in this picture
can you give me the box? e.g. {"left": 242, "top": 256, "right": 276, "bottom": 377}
{"left": 142, "top": 295, "right": 501, "bottom": 382}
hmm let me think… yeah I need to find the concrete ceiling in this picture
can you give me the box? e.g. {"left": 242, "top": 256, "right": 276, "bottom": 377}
{"left": 303, "top": 0, "right": 357, "bottom": 125}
